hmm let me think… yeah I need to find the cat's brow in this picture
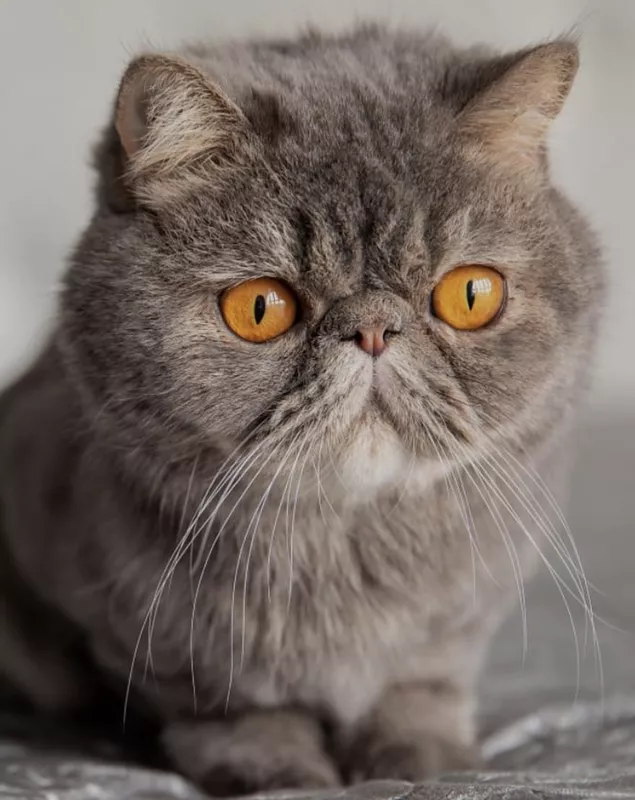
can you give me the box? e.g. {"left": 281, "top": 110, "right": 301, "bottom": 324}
{"left": 292, "top": 207, "right": 315, "bottom": 274}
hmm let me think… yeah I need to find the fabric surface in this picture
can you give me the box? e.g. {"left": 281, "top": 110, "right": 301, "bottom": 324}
{"left": 1, "top": 417, "right": 633, "bottom": 799}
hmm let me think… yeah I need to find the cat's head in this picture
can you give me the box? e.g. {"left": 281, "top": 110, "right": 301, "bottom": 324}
{"left": 60, "top": 28, "right": 603, "bottom": 496}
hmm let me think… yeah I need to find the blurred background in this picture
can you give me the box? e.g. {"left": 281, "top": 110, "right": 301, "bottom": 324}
{"left": 0, "top": 0, "right": 633, "bottom": 714}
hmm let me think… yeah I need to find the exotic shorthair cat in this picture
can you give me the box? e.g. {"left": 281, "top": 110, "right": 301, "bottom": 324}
{"left": 0, "top": 25, "right": 603, "bottom": 796}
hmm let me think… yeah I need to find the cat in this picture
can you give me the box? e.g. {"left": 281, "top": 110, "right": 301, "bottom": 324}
{"left": 0, "top": 24, "right": 604, "bottom": 796}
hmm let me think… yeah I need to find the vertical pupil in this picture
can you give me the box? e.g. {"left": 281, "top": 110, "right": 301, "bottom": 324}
{"left": 254, "top": 295, "right": 266, "bottom": 324}
{"left": 466, "top": 280, "right": 476, "bottom": 311}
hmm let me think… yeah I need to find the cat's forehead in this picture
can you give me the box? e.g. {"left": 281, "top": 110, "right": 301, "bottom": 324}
{"left": 253, "top": 116, "right": 440, "bottom": 294}
{"left": 281, "top": 160, "right": 429, "bottom": 297}
{"left": 180, "top": 78, "right": 546, "bottom": 297}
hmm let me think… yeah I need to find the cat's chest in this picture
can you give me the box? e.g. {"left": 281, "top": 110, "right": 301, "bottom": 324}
{"left": 234, "top": 558, "right": 428, "bottom": 723}
{"left": 128, "top": 479, "right": 482, "bottom": 719}
{"left": 221, "top": 494, "right": 467, "bottom": 720}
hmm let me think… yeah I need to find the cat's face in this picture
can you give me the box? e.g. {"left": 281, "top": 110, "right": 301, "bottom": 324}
{"left": 61, "top": 34, "right": 602, "bottom": 495}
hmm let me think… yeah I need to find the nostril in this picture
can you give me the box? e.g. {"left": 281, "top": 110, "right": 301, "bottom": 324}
{"left": 354, "top": 329, "right": 376, "bottom": 356}
{"left": 383, "top": 328, "right": 399, "bottom": 343}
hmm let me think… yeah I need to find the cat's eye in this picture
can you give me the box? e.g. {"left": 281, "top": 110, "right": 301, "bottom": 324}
{"left": 431, "top": 265, "right": 506, "bottom": 330}
{"left": 220, "top": 278, "right": 298, "bottom": 342}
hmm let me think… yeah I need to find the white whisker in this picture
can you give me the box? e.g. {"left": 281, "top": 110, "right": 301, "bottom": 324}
{"left": 237, "top": 433, "right": 307, "bottom": 671}
{"left": 287, "top": 426, "right": 320, "bottom": 614}
{"left": 189, "top": 438, "right": 285, "bottom": 713}
{"left": 456, "top": 451, "right": 529, "bottom": 658}
{"left": 123, "top": 430, "right": 263, "bottom": 725}
{"left": 480, "top": 447, "right": 603, "bottom": 702}
{"left": 266, "top": 431, "right": 305, "bottom": 603}
{"left": 471, "top": 454, "right": 583, "bottom": 695}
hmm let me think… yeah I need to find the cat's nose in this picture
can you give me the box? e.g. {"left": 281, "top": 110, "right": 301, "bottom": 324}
{"left": 354, "top": 326, "right": 391, "bottom": 358}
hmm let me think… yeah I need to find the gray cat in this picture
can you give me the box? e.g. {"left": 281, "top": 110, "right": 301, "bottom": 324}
{"left": 0, "top": 24, "right": 604, "bottom": 796}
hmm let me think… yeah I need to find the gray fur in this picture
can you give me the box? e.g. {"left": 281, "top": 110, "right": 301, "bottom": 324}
{"left": 0, "top": 24, "right": 604, "bottom": 796}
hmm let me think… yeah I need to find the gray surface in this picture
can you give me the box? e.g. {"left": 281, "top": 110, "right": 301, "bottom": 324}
{"left": 1, "top": 414, "right": 633, "bottom": 799}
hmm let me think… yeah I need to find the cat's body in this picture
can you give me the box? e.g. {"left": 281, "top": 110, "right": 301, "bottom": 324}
{"left": 0, "top": 26, "right": 603, "bottom": 795}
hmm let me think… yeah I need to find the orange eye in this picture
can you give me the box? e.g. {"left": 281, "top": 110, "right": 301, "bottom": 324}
{"left": 220, "top": 278, "right": 298, "bottom": 343}
{"left": 432, "top": 265, "right": 506, "bottom": 330}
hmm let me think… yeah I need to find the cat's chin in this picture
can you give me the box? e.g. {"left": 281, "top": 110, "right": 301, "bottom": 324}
{"left": 337, "top": 417, "right": 413, "bottom": 496}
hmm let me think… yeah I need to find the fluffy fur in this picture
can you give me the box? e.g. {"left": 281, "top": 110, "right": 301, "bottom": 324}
{"left": 0, "top": 25, "right": 604, "bottom": 795}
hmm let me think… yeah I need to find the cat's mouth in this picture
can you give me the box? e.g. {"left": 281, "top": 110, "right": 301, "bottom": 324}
{"left": 370, "top": 361, "right": 386, "bottom": 387}
{"left": 337, "top": 356, "right": 419, "bottom": 462}
{"left": 344, "top": 365, "right": 412, "bottom": 463}
{"left": 368, "top": 362, "right": 398, "bottom": 418}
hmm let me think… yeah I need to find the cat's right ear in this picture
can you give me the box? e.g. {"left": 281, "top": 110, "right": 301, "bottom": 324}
{"left": 456, "top": 41, "right": 579, "bottom": 180}
{"left": 104, "top": 54, "right": 249, "bottom": 209}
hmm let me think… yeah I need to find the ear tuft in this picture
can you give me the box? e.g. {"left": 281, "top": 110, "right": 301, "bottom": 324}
{"left": 457, "top": 41, "right": 579, "bottom": 173}
{"left": 114, "top": 54, "right": 248, "bottom": 204}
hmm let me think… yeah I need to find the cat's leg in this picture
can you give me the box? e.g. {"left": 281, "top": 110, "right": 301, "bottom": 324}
{"left": 163, "top": 708, "right": 341, "bottom": 796}
{"left": 342, "top": 679, "right": 480, "bottom": 782}
{"left": 0, "top": 541, "right": 89, "bottom": 713}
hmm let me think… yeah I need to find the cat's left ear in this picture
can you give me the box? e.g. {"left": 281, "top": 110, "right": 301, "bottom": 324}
{"left": 457, "top": 41, "right": 579, "bottom": 175}
{"left": 114, "top": 54, "right": 249, "bottom": 205}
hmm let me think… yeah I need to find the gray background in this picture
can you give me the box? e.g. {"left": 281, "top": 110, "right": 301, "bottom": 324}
{"left": 0, "top": 0, "right": 633, "bottom": 744}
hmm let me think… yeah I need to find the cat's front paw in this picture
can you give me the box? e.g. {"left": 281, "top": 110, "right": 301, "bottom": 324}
{"left": 347, "top": 732, "right": 481, "bottom": 783}
{"left": 201, "top": 757, "right": 339, "bottom": 797}
{"left": 163, "top": 710, "right": 341, "bottom": 797}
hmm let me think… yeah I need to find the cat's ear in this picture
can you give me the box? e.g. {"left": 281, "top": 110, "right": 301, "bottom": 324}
{"left": 456, "top": 41, "right": 579, "bottom": 175}
{"left": 114, "top": 54, "right": 248, "bottom": 205}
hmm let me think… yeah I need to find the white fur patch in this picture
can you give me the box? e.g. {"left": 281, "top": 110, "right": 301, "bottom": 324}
{"left": 338, "top": 419, "right": 410, "bottom": 494}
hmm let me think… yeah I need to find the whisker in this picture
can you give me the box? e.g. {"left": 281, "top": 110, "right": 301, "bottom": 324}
{"left": 123, "top": 430, "right": 262, "bottom": 725}
{"left": 448, "top": 442, "right": 529, "bottom": 658}
{"left": 128, "top": 423, "right": 274, "bottom": 723}
{"left": 427, "top": 422, "right": 499, "bottom": 595}
{"left": 315, "top": 434, "right": 340, "bottom": 524}
{"left": 237, "top": 432, "right": 307, "bottom": 671}
{"left": 488, "top": 437, "right": 603, "bottom": 600}
{"left": 312, "top": 434, "right": 329, "bottom": 528}
{"left": 470, "top": 454, "right": 583, "bottom": 696}
{"left": 425, "top": 429, "right": 478, "bottom": 601}
{"left": 480, "top": 452, "right": 593, "bottom": 618}
{"left": 192, "top": 433, "right": 272, "bottom": 571}
{"left": 144, "top": 433, "right": 264, "bottom": 665}
{"left": 144, "top": 453, "right": 200, "bottom": 683}
{"left": 384, "top": 449, "right": 417, "bottom": 519}
{"left": 266, "top": 431, "right": 305, "bottom": 603}
{"left": 480, "top": 448, "right": 603, "bottom": 702}
{"left": 287, "top": 425, "right": 320, "bottom": 614}
{"left": 189, "top": 438, "right": 286, "bottom": 713}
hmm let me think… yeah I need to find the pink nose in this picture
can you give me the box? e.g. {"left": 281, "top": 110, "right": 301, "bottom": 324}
{"left": 354, "top": 327, "right": 388, "bottom": 358}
